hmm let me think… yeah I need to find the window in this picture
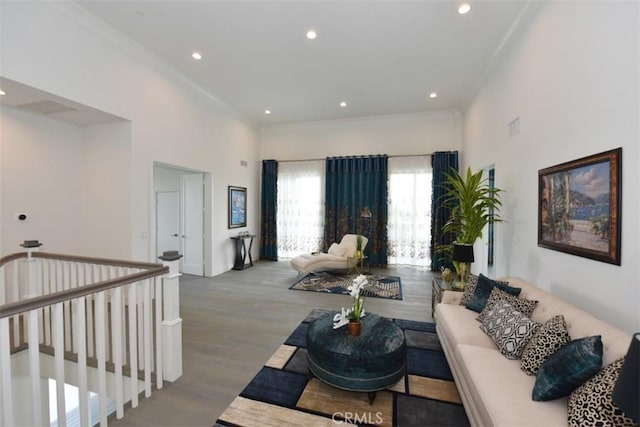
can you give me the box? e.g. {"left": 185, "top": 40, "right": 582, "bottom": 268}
{"left": 276, "top": 160, "right": 325, "bottom": 258}
{"left": 387, "top": 156, "right": 432, "bottom": 267}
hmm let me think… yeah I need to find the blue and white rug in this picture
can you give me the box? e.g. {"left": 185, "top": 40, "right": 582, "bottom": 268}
{"left": 214, "top": 308, "right": 469, "bottom": 427}
{"left": 290, "top": 272, "right": 403, "bottom": 300}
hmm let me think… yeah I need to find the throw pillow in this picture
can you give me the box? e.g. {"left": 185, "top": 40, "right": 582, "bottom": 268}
{"left": 466, "top": 274, "right": 522, "bottom": 313}
{"left": 459, "top": 274, "right": 478, "bottom": 306}
{"left": 568, "top": 357, "right": 637, "bottom": 427}
{"left": 479, "top": 300, "right": 540, "bottom": 360}
{"left": 520, "top": 315, "right": 571, "bottom": 375}
{"left": 476, "top": 287, "right": 538, "bottom": 323}
{"left": 532, "top": 335, "right": 603, "bottom": 401}
{"left": 327, "top": 243, "right": 346, "bottom": 257}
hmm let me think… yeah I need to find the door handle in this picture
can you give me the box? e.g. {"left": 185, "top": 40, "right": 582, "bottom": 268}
{"left": 171, "top": 233, "right": 178, "bottom": 237}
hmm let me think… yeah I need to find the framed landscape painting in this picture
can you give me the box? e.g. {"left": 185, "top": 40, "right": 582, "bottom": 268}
{"left": 228, "top": 186, "right": 247, "bottom": 229}
{"left": 538, "top": 148, "right": 621, "bottom": 265}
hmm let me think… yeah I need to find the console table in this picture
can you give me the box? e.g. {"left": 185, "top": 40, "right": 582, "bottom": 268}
{"left": 431, "top": 277, "right": 464, "bottom": 320}
{"left": 230, "top": 234, "right": 255, "bottom": 270}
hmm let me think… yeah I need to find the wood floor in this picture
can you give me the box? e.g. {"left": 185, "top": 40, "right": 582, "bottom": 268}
{"left": 108, "top": 260, "right": 437, "bottom": 426}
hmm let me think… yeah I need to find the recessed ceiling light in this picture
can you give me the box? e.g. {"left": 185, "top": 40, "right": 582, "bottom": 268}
{"left": 306, "top": 30, "right": 317, "bottom": 40}
{"left": 0, "top": 89, "right": 6, "bottom": 96}
{"left": 429, "top": 92, "right": 438, "bottom": 99}
{"left": 192, "top": 51, "right": 202, "bottom": 60}
{"left": 458, "top": 3, "right": 471, "bottom": 14}
{"left": 340, "top": 101, "right": 347, "bottom": 108}
{"left": 264, "top": 109, "right": 271, "bottom": 115}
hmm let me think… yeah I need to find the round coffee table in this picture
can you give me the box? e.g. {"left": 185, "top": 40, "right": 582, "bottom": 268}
{"left": 306, "top": 312, "right": 407, "bottom": 404}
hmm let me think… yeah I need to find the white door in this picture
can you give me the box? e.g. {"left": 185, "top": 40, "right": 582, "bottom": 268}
{"left": 156, "top": 191, "right": 180, "bottom": 258}
{"left": 182, "top": 173, "right": 204, "bottom": 275}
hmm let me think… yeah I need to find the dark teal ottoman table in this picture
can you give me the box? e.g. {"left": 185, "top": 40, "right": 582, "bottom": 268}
{"left": 306, "top": 312, "right": 407, "bottom": 404}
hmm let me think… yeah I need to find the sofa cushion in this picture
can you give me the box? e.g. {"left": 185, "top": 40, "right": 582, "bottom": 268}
{"left": 480, "top": 300, "right": 540, "bottom": 359}
{"left": 520, "top": 315, "right": 571, "bottom": 375}
{"left": 456, "top": 344, "right": 568, "bottom": 427}
{"left": 466, "top": 274, "right": 522, "bottom": 313}
{"left": 476, "top": 287, "right": 538, "bottom": 324}
{"left": 532, "top": 335, "right": 603, "bottom": 401}
{"left": 435, "top": 303, "right": 496, "bottom": 349}
{"left": 568, "top": 357, "right": 636, "bottom": 427}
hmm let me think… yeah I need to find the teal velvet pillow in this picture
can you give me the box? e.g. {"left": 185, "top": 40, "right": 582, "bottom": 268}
{"left": 466, "top": 274, "right": 522, "bottom": 313}
{"left": 532, "top": 335, "right": 603, "bottom": 401}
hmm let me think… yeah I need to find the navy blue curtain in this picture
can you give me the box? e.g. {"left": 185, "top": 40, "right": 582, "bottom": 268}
{"left": 324, "top": 155, "right": 388, "bottom": 266}
{"left": 430, "top": 151, "right": 459, "bottom": 271}
{"left": 259, "top": 160, "right": 278, "bottom": 260}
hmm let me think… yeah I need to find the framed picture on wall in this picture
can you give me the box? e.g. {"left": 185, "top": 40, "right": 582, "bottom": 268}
{"left": 538, "top": 148, "right": 621, "bottom": 265}
{"left": 228, "top": 186, "right": 247, "bottom": 229}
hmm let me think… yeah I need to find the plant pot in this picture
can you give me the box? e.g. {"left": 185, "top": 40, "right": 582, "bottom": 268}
{"left": 347, "top": 320, "right": 361, "bottom": 336}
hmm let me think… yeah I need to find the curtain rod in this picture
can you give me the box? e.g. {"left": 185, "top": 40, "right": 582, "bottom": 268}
{"left": 275, "top": 153, "right": 432, "bottom": 163}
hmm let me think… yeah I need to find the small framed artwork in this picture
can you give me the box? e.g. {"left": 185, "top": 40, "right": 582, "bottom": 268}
{"left": 228, "top": 186, "right": 247, "bottom": 229}
{"left": 538, "top": 148, "right": 622, "bottom": 265}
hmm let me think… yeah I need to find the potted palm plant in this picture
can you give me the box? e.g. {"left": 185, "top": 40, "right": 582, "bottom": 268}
{"left": 440, "top": 166, "right": 503, "bottom": 284}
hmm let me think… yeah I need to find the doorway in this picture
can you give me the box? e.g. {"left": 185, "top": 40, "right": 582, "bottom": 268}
{"left": 477, "top": 166, "right": 497, "bottom": 277}
{"left": 154, "top": 164, "right": 208, "bottom": 276}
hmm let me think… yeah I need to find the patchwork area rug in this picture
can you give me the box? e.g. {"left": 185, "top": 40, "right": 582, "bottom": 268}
{"left": 290, "top": 272, "right": 403, "bottom": 300}
{"left": 214, "top": 309, "right": 469, "bottom": 427}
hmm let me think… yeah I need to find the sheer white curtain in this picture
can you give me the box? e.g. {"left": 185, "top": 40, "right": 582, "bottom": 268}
{"left": 277, "top": 160, "right": 325, "bottom": 258}
{"left": 387, "top": 156, "right": 432, "bottom": 267}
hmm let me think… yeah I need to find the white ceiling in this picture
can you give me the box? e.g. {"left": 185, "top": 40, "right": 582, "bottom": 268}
{"left": 71, "top": 1, "right": 532, "bottom": 126}
{"left": 0, "top": 77, "right": 126, "bottom": 126}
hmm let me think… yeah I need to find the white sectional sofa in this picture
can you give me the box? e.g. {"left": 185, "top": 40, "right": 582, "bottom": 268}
{"left": 435, "top": 276, "right": 632, "bottom": 427}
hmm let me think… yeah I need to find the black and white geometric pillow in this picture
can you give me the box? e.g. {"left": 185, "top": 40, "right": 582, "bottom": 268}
{"left": 568, "top": 357, "right": 637, "bottom": 427}
{"left": 476, "top": 287, "right": 538, "bottom": 324}
{"left": 479, "top": 300, "right": 540, "bottom": 360}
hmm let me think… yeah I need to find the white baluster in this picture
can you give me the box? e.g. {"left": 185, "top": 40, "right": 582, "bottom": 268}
{"left": 127, "top": 282, "right": 139, "bottom": 408}
{"left": 95, "top": 291, "right": 107, "bottom": 427}
{"left": 54, "top": 302, "right": 66, "bottom": 427}
{"left": 0, "top": 317, "right": 14, "bottom": 427}
{"left": 154, "top": 276, "right": 163, "bottom": 389}
{"left": 112, "top": 286, "right": 124, "bottom": 418}
{"left": 76, "top": 296, "right": 90, "bottom": 427}
{"left": 143, "top": 279, "right": 152, "bottom": 397}
{"left": 28, "top": 309, "right": 42, "bottom": 427}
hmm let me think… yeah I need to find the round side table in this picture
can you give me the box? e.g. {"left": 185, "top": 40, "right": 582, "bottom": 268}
{"left": 306, "top": 312, "right": 406, "bottom": 404}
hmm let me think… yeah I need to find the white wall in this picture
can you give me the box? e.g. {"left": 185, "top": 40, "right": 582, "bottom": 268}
{"left": 1, "top": 2, "right": 260, "bottom": 273}
{"left": 81, "top": 122, "right": 132, "bottom": 258}
{"left": 260, "top": 110, "right": 462, "bottom": 160}
{"left": 463, "top": 1, "right": 639, "bottom": 332}
{"left": 0, "top": 107, "right": 85, "bottom": 255}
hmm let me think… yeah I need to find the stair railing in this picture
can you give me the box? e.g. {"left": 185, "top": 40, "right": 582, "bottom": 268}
{"left": 0, "top": 245, "right": 181, "bottom": 427}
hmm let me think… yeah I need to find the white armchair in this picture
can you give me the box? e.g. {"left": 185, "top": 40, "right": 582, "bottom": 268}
{"left": 290, "top": 234, "right": 368, "bottom": 274}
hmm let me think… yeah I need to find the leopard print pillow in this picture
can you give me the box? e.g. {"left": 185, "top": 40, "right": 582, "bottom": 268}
{"left": 568, "top": 357, "right": 636, "bottom": 427}
{"left": 520, "top": 315, "right": 571, "bottom": 375}
{"left": 459, "top": 274, "right": 479, "bottom": 306}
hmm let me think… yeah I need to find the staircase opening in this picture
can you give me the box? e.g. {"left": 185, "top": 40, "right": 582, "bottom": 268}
{"left": 48, "top": 379, "right": 116, "bottom": 427}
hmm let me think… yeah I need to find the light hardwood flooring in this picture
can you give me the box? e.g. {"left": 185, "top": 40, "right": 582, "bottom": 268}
{"left": 108, "top": 260, "right": 437, "bottom": 426}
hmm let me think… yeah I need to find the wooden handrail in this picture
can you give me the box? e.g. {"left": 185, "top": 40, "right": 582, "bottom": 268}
{"left": 0, "top": 251, "right": 168, "bottom": 319}
{"left": 1, "top": 251, "right": 166, "bottom": 270}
